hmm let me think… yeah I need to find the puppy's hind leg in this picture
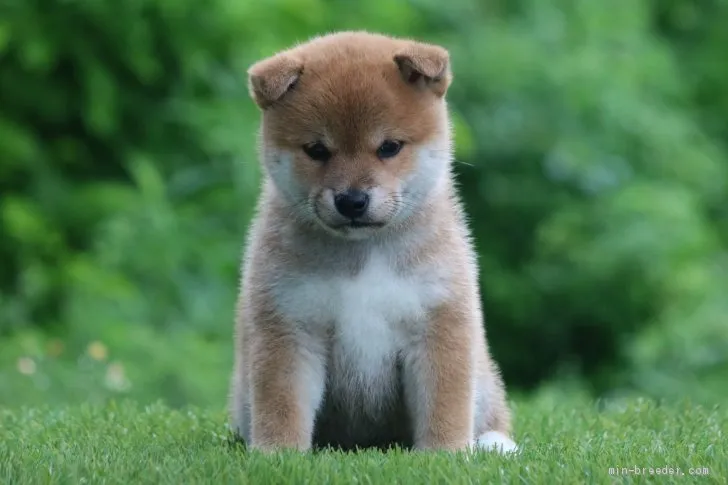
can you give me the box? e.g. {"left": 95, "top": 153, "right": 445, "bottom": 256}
{"left": 473, "top": 354, "right": 519, "bottom": 454}
{"left": 476, "top": 431, "right": 518, "bottom": 454}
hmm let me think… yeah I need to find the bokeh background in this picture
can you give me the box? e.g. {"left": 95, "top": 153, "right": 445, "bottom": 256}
{"left": 1, "top": 0, "right": 727, "bottom": 409}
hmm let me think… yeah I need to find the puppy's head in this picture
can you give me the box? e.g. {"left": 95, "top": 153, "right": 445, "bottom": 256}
{"left": 248, "top": 32, "right": 453, "bottom": 240}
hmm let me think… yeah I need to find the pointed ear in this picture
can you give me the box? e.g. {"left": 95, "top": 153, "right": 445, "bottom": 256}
{"left": 393, "top": 42, "right": 451, "bottom": 97}
{"left": 247, "top": 53, "right": 303, "bottom": 109}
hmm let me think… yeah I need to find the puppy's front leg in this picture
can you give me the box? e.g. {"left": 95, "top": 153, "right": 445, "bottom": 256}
{"left": 249, "top": 322, "right": 325, "bottom": 451}
{"left": 404, "top": 303, "right": 476, "bottom": 450}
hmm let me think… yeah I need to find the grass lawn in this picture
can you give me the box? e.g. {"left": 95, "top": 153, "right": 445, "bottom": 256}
{"left": 1, "top": 395, "right": 725, "bottom": 484}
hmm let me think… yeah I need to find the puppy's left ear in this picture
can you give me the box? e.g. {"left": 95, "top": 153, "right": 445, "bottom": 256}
{"left": 247, "top": 53, "right": 303, "bottom": 109}
{"left": 394, "top": 42, "right": 451, "bottom": 97}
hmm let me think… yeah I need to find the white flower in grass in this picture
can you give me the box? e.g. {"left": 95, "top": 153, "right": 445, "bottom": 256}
{"left": 105, "top": 361, "right": 132, "bottom": 392}
{"left": 17, "top": 357, "right": 36, "bottom": 375}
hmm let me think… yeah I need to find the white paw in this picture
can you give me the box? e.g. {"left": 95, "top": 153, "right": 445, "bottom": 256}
{"left": 475, "top": 431, "right": 519, "bottom": 454}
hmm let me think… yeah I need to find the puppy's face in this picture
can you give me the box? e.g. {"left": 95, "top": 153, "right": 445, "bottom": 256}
{"left": 249, "top": 32, "right": 453, "bottom": 240}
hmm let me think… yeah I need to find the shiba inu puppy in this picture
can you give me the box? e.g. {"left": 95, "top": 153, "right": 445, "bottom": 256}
{"left": 229, "top": 31, "right": 517, "bottom": 453}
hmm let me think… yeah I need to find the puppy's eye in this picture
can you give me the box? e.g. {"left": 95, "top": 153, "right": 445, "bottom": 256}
{"left": 302, "top": 142, "right": 332, "bottom": 162}
{"left": 377, "top": 140, "right": 403, "bottom": 159}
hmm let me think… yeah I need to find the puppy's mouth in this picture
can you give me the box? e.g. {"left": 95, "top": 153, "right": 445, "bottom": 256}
{"left": 331, "top": 220, "right": 387, "bottom": 230}
{"left": 311, "top": 200, "right": 388, "bottom": 235}
{"left": 314, "top": 217, "right": 388, "bottom": 239}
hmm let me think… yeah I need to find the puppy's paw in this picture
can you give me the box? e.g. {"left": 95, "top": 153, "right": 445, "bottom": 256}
{"left": 475, "top": 431, "right": 519, "bottom": 454}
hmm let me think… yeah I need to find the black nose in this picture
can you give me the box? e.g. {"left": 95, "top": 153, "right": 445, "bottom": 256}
{"left": 334, "top": 189, "right": 370, "bottom": 219}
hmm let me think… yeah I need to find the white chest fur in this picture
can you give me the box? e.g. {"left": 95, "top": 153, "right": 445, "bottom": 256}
{"left": 271, "top": 252, "right": 449, "bottom": 381}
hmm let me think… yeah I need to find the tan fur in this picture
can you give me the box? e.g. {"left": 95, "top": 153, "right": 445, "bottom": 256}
{"left": 229, "top": 31, "right": 516, "bottom": 453}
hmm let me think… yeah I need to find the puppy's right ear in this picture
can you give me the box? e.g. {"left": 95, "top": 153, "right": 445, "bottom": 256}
{"left": 394, "top": 41, "right": 451, "bottom": 97}
{"left": 247, "top": 53, "right": 303, "bottom": 109}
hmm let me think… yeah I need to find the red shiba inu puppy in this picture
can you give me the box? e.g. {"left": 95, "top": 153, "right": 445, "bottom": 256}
{"left": 229, "top": 31, "right": 517, "bottom": 453}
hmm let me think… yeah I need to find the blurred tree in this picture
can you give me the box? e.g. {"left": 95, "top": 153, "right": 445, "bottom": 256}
{"left": 652, "top": 0, "right": 728, "bottom": 240}
{"left": 414, "top": 0, "right": 728, "bottom": 395}
{"left": 0, "top": 0, "right": 726, "bottom": 406}
{"left": 0, "top": 0, "right": 262, "bottom": 331}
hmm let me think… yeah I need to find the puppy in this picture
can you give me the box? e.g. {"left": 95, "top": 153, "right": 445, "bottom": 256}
{"left": 229, "top": 31, "right": 517, "bottom": 453}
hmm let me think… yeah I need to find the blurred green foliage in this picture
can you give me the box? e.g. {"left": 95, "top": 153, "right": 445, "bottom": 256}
{"left": 1, "top": 0, "right": 727, "bottom": 408}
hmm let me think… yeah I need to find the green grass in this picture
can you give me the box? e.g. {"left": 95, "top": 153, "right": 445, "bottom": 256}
{"left": 1, "top": 396, "right": 725, "bottom": 484}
